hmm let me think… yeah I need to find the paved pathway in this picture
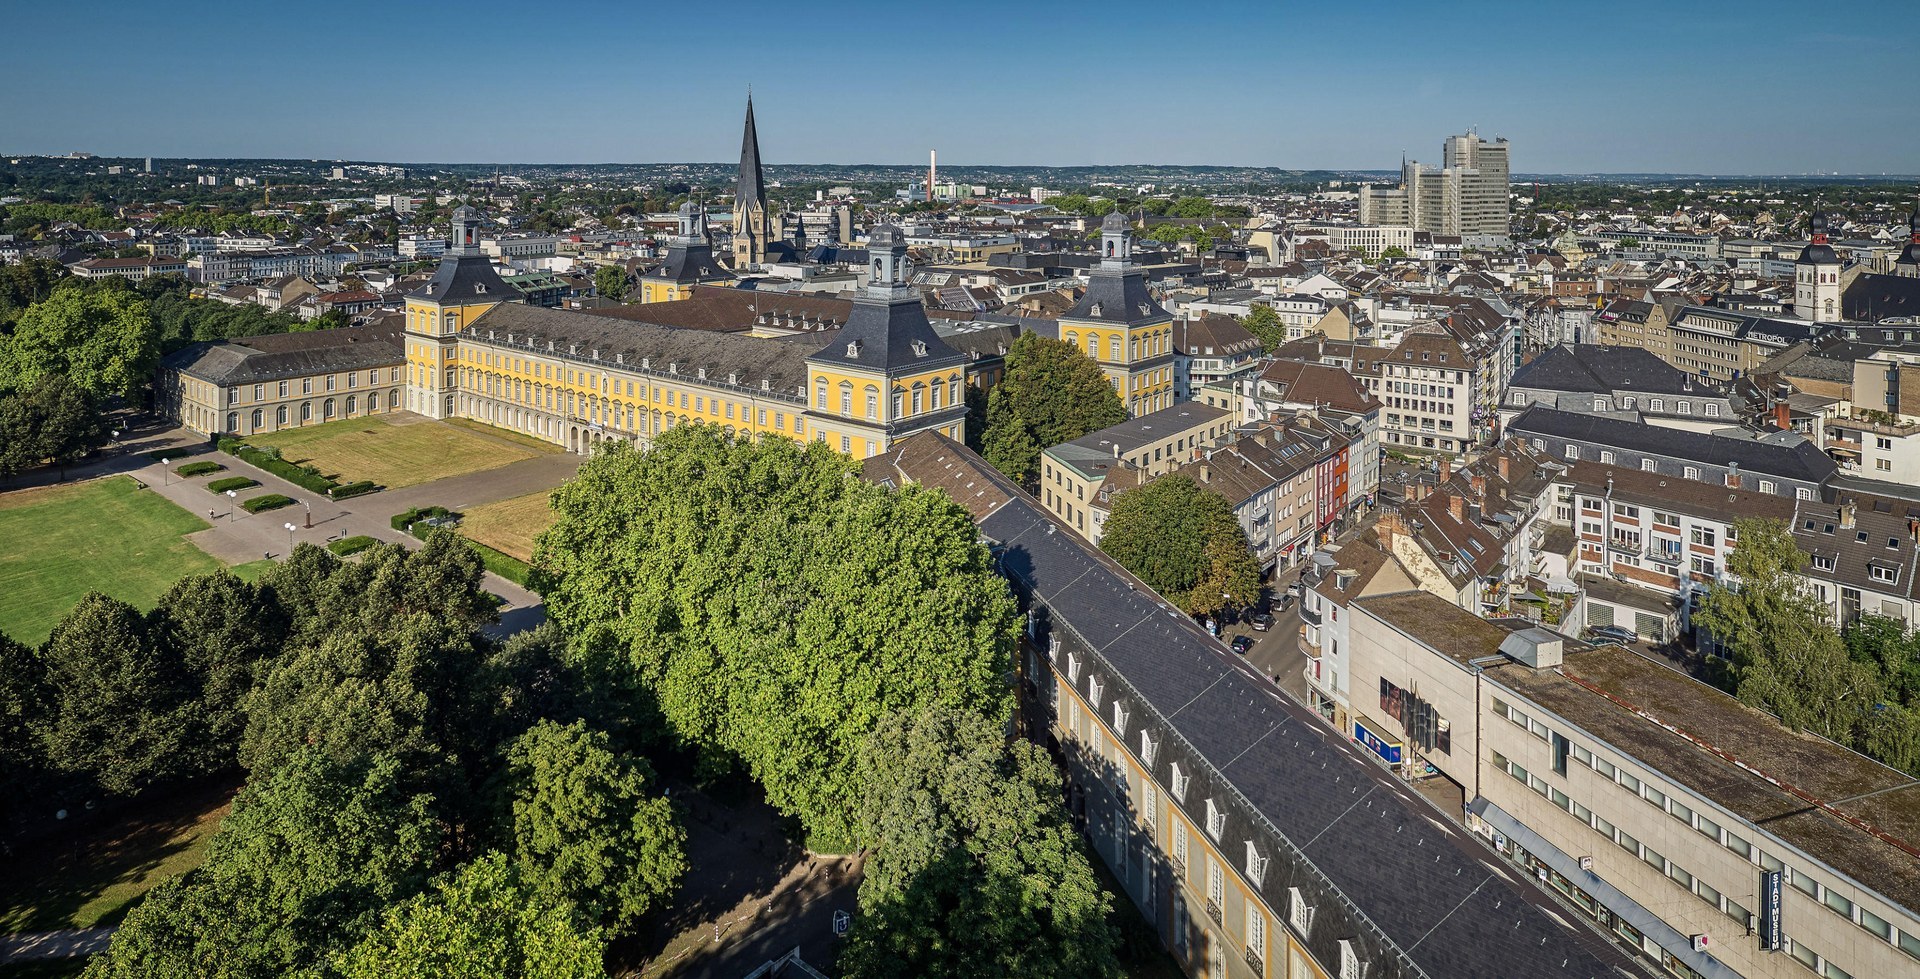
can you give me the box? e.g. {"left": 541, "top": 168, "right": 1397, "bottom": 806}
{"left": 0, "top": 926, "right": 116, "bottom": 963}
{"left": 16, "top": 415, "right": 584, "bottom": 636}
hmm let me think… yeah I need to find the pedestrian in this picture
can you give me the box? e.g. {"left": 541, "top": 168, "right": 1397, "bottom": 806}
{"left": 209, "top": 508, "right": 216, "bottom": 520}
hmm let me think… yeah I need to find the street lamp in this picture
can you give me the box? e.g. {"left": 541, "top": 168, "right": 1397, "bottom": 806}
{"left": 160, "top": 457, "right": 171, "bottom": 485}
{"left": 225, "top": 489, "right": 237, "bottom": 519}
{"left": 304, "top": 501, "right": 311, "bottom": 529}
{"left": 283, "top": 522, "right": 296, "bottom": 547}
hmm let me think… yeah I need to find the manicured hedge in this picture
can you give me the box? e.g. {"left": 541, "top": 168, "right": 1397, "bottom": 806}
{"left": 207, "top": 476, "right": 260, "bottom": 494}
{"left": 330, "top": 480, "right": 379, "bottom": 500}
{"left": 175, "top": 461, "right": 225, "bottom": 477}
{"left": 219, "top": 440, "right": 337, "bottom": 494}
{"left": 465, "top": 539, "right": 532, "bottom": 588}
{"left": 391, "top": 506, "right": 454, "bottom": 532}
{"left": 327, "top": 535, "right": 379, "bottom": 556}
{"left": 241, "top": 494, "right": 295, "bottom": 514}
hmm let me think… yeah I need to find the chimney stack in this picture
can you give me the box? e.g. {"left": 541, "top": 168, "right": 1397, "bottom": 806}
{"left": 1774, "top": 401, "right": 1792, "bottom": 431}
{"left": 1470, "top": 473, "right": 1487, "bottom": 498}
{"left": 1200, "top": 463, "right": 1211, "bottom": 483}
{"left": 1448, "top": 493, "right": 1467, "bottom": 523}
{"left": 1377, "top": 513, "right": 1397, "bottom": 550}
{"left": 1726, "top": 460, "right": 1741, "bottom": 489}
{"left": 1438, "top": 457, "right": 1452, "bottom": 483}
{"left": 1497, "top": 455, "right": 1511, "bottom": 481}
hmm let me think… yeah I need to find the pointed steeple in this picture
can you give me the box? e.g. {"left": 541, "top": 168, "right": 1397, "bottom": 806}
{"left": 737, "top": 94, "right": 766, "bottom": 213}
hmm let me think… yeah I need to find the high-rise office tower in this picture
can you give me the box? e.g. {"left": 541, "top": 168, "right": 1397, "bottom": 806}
{"left": 1359, "top": 132, "right": 1511, "bottom": 241}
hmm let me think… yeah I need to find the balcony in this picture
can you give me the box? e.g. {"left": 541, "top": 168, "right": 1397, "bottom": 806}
{"left": 1648, "top": 547, "right": 1684, "bottom": 567}
{"left": 1245, "top": 950, "right": 1266, "bottom": 972}
{"left": 1206, "top": 898, "right": 1223, "bottom": 925}
{"left": 1299, "top": 605, "right": 1322, "bottom": 626}
{"left": 1606, "top": 537, "right": 1645, "bottom": 557}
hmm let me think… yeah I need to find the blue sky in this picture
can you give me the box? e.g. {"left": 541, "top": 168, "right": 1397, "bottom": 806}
{"left": 3, "top": 1, "right": 1914, "bottom": 174}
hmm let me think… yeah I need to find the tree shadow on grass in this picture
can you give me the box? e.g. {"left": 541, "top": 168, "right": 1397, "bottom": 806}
{"left": 0, "top": 779, "right": 237, "bottom": 934}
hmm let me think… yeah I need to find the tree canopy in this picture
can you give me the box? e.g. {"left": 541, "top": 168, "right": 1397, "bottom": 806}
{"left": 534, "top": 425, "right": 1018, "bottom": 851}
{"left": 979, "top": 333, "right": 1126, "bottom": 488}
{"left": 1239, "top": 305, "right": 1284, "bottom": 353}
{"left": 1098, "top": 474, "right": 1262, "bottom": 617}
{"left": 0, "top": 286, "right": 158, "bottom": 402}
{"left": 841, "top": 707, "right": 1121, "bottom": 979}
{"left": 592, "top": 265, "right": 628, "bottom": 303}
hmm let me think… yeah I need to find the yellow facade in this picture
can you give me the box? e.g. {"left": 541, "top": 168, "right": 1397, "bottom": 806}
{"left": 638, "top": 279, "right": 695, "bottom": 305}
{"left": 404, "top": 294, "right": 503, "bottom": 418}
{"left": 1059, "top": 318, "right": 1177, "bottom": 416}
{"left": 802, "top": 362, "right": 968, "bottom": 459}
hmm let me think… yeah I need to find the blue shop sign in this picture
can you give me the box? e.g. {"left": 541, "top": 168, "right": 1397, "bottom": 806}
{"left": 1354, "top": 720, "right": 1402, "bottom": 764}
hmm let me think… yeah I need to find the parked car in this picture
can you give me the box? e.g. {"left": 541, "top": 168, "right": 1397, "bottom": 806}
{"left": 1231, "top": 635, "right": 1255, "bottom": 654}
{"left": 1586, "top": 624, "right": 1637, "bottom": 645}
{"left": 1250, "top": 611, "right": 1274, "bottom": 632}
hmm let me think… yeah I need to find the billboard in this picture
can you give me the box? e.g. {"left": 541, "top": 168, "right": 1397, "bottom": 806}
{"left": 1353, "top": 720, "right": 1402, "bottom": 764}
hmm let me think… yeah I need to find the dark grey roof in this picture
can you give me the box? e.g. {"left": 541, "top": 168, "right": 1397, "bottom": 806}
{"left": 1842, "top": 272, "right": 1920, "bottom": 322}
{"left": 1508, "top": 406, "right": 1836, "bottom": 484}
{"left": 162, "top": 324, "right": 403, "bottom": 385}
{"left": 654, "top": 238, "right": 730, "bottom": 284}
{"left": 736, "top": 97, "right": 765, "bottom": 211}
{"left": 805, "top": 292, "right": 968, "bottom": 374}
{"left": 1509, "top": 344, "right": 1713, "bottom": 396}
{"left": 467, "top": 302, "right": 811, "bottom": 397}
{"left": 412, "top": 254, "right": 511, "bottom": 305}
{"left": 1061, "top": 267, "right": 1171, "bottom": 326}
{"left": 870, "top": 435, "right": 1648, "bottom": 979}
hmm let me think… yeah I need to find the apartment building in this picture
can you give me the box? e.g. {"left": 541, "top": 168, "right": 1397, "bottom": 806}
{"left": 1172, "top": 314, "right": 1261, "bottom": 401}
{"left": 1509, "top": 406, "right": 1835, "bottom": 501}
{"left": 1241, "top": 360, "right": 1383, "bottom": 515}
{"left": 1792, "top": 498, "right": 1920, "bottom": 629}
{"left": 1500, "top": 344, "right": 1744, "bottom": 435}
{"left": 863, "top": 433, "right": 1651, "bottom": 979}
{"left": 1343, "top": 591, "right": 1920, "bottom": 979}
{"left": 1350, "top": 331, "right": 1491, "bottom": 454}
{"left": 1665, "top": 306, "right": 1832, "bottom": 384}
{"left": 66, "top": 255, "right": 187, "bottom": 281}
{"left": 1040, "top": 403, "right": 1235, "bottom": 542}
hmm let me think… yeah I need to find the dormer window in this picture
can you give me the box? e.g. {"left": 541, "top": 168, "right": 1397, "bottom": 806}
{"left": 846, "top": 340, "right": 862, "bottom": 358}
{"left": 474, "top": 283, "right": 486, "bottom": 294}
{"left": 912, "top": 340, "right": 928, "bottom": 357}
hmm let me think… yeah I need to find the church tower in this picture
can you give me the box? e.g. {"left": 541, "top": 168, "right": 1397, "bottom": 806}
{"left": 802, "top": 225, "right": 969, "bottom": 459}
{"left": 1794, "top": 205, "right": 1842, "bottom": 322}
{"left": 1055, "top": 212, "right": 1177, "bottom": 415}
{"left": 731, "top": 95, "right": 773, "bottom": 271}
{"left": 404, "top": 204, "right": 512, "bottom": 419}
{"left": 1895, "top": 191, "right": 1920, "bottom": 279}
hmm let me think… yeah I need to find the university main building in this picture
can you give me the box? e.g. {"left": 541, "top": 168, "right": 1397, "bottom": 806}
{"left": 401, "top": 103, "right": 1175, "bottom": 457}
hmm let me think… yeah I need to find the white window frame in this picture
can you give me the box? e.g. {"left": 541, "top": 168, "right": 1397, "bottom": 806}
{"left": 1066, "top": 652, "right": 1080, "bottom": 683}
{"left": 1289, "top": 886, "right": 1313, "bottom": 934}
{"left": 1087, "top": 676, "right": 1103, "bottom": 709}
{"left": 1205, "top": 797, "right": 1226, "bottom": 841}
{"left": 1245, "top": 840, "right": 1269, "bottom": 886}
{"left": 1171, "top": 762, "right": 1189, "bottom": 802}
{"left": 1112, "top": 702, "right": 1129, "bottom": 736}
{"left": 1140, "top": 731, "right": 1158, "bottom": 766}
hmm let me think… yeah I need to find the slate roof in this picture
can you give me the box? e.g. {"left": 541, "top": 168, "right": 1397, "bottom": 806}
{"left": 1842, "top": 272, "right": 1920, "bottom": 322}
{"left": 864, "top": 433, "right": 1650, "bottom": 979}
{"left": 653, "top": 237, "right": 731, "bottom": 285}
{"left": 1061, "top": 266, "right": 1171, "bottom": 327}
{"left": 413, "top": 254, "right": 512, "bottom": 305}
{"left": 1173, "top": 313, "right": 1259, "bottom": 357}
{"left": 1255, "top": 359, "right": 1382, "bottom": 415}
{"left": 161, "top": 324, "right": 403, "bottom": 385}
{"left": 466, "top": 302, "right": 813, "bottom": 397}
{"left": 1509, "top": 343, "right": 1716, "bottom": 397}
{"left": 803, "top": 288, "right": 969, "bottom": 374}
{"left": 1508, "top": 406, "right": 1837, "bottom": 485}
{"left": 736, "top": 96, "right": 765, "bottom": 211}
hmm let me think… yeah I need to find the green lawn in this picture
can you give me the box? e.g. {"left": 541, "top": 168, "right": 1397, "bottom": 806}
{"left": 225, "top": 559, "right": 276, "bottom": 583}
{"left": 0, "top": 477, "right": 221, "bottom": 646}
{"left": 0, "top": 780, "right": 234, "bottom": 934}
{"left": 249, "top": 416, "right": 544, "bottom": 489}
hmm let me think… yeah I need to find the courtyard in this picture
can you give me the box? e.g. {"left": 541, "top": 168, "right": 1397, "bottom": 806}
{"left": 249, "top": 414, "right": 552, "bottom": 490}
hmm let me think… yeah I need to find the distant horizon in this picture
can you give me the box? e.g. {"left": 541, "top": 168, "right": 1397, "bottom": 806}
{"left": 6, "top": 152, "right": 1917, "bottom": 184}
{"left": 4, "top": 1, "right": 1917, "bottom": 173}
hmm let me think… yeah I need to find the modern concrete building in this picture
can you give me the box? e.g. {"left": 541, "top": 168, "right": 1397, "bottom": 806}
{"left": 1340, "top": 591, "right": 1920, "bottom": 979}
{"left": 1358, "top": 133, "right": 1511, "bottom": 242}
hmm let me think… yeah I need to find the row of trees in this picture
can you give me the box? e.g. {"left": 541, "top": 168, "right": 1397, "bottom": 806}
{"left": 533, "top": 426, "right": 1126, "bottom": 976}
{"left": 1695, "top": 518, "right": 1920, "bottom": 775}
{"left": 0, "top": 535, "right": 686, "bottom": 977}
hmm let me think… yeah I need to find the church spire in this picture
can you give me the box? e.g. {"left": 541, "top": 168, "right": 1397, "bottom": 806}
{"left": 737, "top": 93, "right": 765, "bottom": 212}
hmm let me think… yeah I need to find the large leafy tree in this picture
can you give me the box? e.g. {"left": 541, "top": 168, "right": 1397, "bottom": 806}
{"left": 492, "top": 720, "right": 684, "bottom": 932}
{"left": 85, "top": 750, "right": 448, "bottom": 979}
{"left": 1239, "top": 304, "right": 1285, "bottom": 352}
{"left": 0, "top": 374, "right": 107, "bottom": 478}
{"left": 1099, "top": 474, "right": 1261, "bottom": 617}
{"left": 534, "top": 426, "right": 1017, "bottom": 851}
{"left": 979, "top": 332, "right": 1125, "bottom": 488}
{"left": 1695, "top": 517, "right": 1882, "bottom": 739}
{"left": 0, "top": 286, "right": 158, "bottom": 402}
{"left": 38, "top": 592, "right": 201, "bottom": 794}
{"left": 592, "top": 264, "right": 629, "bottom": 303}
{"left": 335, "top": 852, "right": 608, "bottom": 979}
{"left": 841, "top": 707, "right": 1121, "bottom": 979}
{"left": 149, "top": 570, "right": 290, "bottom": 768}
